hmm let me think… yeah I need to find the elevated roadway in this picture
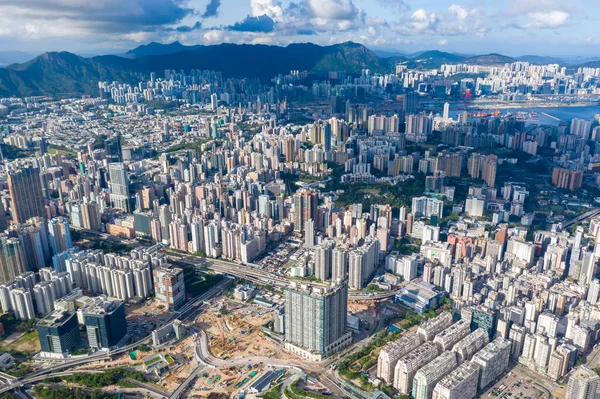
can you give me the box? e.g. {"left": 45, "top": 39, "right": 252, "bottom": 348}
{"left": 171, "top": 255, "right": 399, "bottom": 302}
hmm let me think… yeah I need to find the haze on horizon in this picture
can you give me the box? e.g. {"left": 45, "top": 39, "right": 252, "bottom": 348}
{"left": 0, "top": 0, "right": 597, "bottom": 58}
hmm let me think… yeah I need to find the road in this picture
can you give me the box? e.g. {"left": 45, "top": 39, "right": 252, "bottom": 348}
{"left": 195, "top": 331, "right": 310, "bottom": 371}
{"left": 168, "top": 364, "right": 204, "bottom": 399}
{"left": 15, "top": 370, "right": 167, "bottom": 398}
{"left": 561, "top": 208, "right": 600, "bottom": 229}
{"left": 194, "top": 330, "right": 351, "bottom": 398}
{"left": 171, "top": 255, "right": 399, "bottom": 301}
{"left": 0, "top": 280, "right": 228, "bottom": 395}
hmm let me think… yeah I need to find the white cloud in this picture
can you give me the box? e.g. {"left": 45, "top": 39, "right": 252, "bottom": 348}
{"left": 525, "top": 11, "right": 569, "bottom": 28}
{"left": 307, "top": 0, "right": 358, "bottom": 20}
{"left": 250, "top": 0, "right": 283, "bottom": 21}
{"left": 408, "top": 9, "right": 437, "bottom": 33}
{"left": 448, "top": 4, "right": 469, "bottom": 21}
{"left": 203, "top": 29, "right": 226, "bottom": 44}
{"left": 438, "top": 39, "right": 449, "bottom": 46}
{"left": 375, "top": 0, "right": 409, "bottom": 11}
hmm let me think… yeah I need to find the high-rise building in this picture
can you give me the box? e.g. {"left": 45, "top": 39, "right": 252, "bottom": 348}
{"left": 418, "top": 312, "right": 453, "bottom": 342}
{"left": 471, "top": 338, "right": 511, "bottom": 390}
{"left": 403, "top": 91, "right": 418, "bottom": 115}
{"left": 452, "top": 328, "right": 489, "bottom": 364}
{"left": 588, "top": 279, "right": 600, "bottom": 304}
{"left": 471, "top": 307, "right": 498, "bottom": 341}
{"left": 331, "top": 247, "right": 348, "bottom": 282}
{"left": 293, "top": 189, "right": 318, "bottom": 233}
{"left": 547, "top": 343, "right": 577, "bottom": 381}
{"left": 443, "top": 102, "right": 450, "bottom": 121}
{"left": 468, "top": 153, "right": 497, "bottom": 187}
{"left": 108, "top": 163, "right": 130, "bottom": 212}
{"left": 48, "top": 217, "right": 73, "bottom": 256}
{"left": 412, "top": 197, "right": 444, "bottom": 218}
{"left": 153, "top": 265, "right": 186, "bottom": 310}
{"left": 37, "top": 310, "right": 81, "bottom": 356}
{"left": 412, "top": 351, "right": 458, "bottom": 399}
{"left": 305, "top": 219, "right": 315, "bottom": 247}
{"left": 465, "top": 195, "right": 485, "bottom": 218}
{"left": 284, "top": 282, "right": 351, "bottom": 361}
{"left": 566, "top": 367, "right": 600, "bottom": 399}
{"left": 82, "top": 298, "right": 127, "bottom": 350}
{"left": 81, "top": 201, "right": 102, "bottom": 231}
{"left": 211, "top": 93, "right": 218, "bottom": 111}
{"left": 394, "top": 341, "right": 440, "bottom": 394}
{"left": 104, "top": 133, "right": 122, "bottom": 162}
{"left": 432, "top": 361, "right": 480, "bottom": 399}
{"left": 377, "top": 332, "right": 423, "bottom": 384}
{"left": 482, "top": 155, "right": 498, "bottom": 188}
{"left": 314, "top": 242, "right": 333, "bottom": 281}
{"left": 433, "top": 319, "right": 471, "bottom": 352}
{"left": 10, "top": 287, "right": 35, "bottom": 321}
{"left": 552, "top": 167, "right": 583, "bottom": 191}
{"left": 0, "top": 235, "right": 26, "bottom": 284}
{"left": 8, "top": 166, "right": 45, "bottom": 224}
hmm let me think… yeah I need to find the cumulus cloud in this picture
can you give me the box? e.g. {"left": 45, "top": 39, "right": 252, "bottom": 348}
{"left": 201, "top": 0, "right": 221, "bottom": 18}
{"left": 251, "top": 0, "right": 284, "bottom": 21}
{"left": 502, "top": 0, "right": 572, "bottom": 30}
{"left": 227, "top": 15, "right": 276, "bottom": 33}
{"left": 203, "top": 29, "right": 227, "bottom": 44}
{"left": 406, "top": 9, "right": 438, "bottom": 33}
{"left": 524, "top": 11, "right": 569, "bottom": 28}
{"left": 392, "top": 5, "right": 489, "bottom": 38}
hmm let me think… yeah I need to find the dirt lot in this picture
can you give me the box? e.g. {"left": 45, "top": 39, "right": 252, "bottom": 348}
{"left": 196, "top": 299, "right": 283, "bottom": 360}
{"left": 126, "top": 298, "right": 174, "bottom": 326}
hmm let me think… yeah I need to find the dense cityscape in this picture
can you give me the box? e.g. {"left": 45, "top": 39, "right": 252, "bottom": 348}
{"left": 3, "top": 3, "right": 600, "bottom": 399}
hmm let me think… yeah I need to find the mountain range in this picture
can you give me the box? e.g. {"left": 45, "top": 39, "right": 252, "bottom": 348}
{"left": 0, "top": 41, "right": 598, "bottom": 98}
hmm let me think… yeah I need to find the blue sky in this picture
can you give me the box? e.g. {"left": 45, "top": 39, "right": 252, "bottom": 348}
{"left": 0, "top": 0, "right": 597, "bottom": 57}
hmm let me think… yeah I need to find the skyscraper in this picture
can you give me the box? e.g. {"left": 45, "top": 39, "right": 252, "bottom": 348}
{"left": 403, "top": 91, "right": 418, "bottom": 115}
{"left": 293, "top": 189, "right": 318, "bottom": 233}
{"left": 284, "top": 281, "right": 351, "bottom": 361}
{"left": 8, "top": 166, "right": 45, "bottom": 224}
{"left": 0, "top": 235, "right": 26, "bottom": 284}
{"left": 104, "top": 133, "right": 122, "bottom": 162}
{"left": 108, "top": 163, "right": 130, "bottom": 212}
{"left": 211, "top": 93, "right": 218, "bottom": 111}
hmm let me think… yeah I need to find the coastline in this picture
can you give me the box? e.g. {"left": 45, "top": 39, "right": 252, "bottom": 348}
{"left": 466, "top": 102, "right": 597, "bottom": 110}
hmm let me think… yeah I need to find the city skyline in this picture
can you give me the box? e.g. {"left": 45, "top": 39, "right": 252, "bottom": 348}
{"left": 0, "top": 0, "right": 598, "bottom": 57}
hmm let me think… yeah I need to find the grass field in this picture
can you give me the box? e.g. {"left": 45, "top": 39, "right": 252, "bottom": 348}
{"left": 3, "top": 331, "right": 40, "bottom": 353}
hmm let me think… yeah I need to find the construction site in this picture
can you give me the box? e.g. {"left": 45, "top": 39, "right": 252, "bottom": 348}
{"left": 195, "top": 298, "right": 282, "bottom": 360}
